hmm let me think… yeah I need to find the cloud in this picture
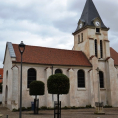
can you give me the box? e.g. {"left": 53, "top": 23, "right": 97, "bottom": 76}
{"left": 0, "top": 0, "right": 118, "bottom": 68}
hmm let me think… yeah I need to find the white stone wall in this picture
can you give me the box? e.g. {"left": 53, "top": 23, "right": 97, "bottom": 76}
{"left": 2, "top": 46, "right": 13, "bottom": 110}
{"left": 10, "top": 63, "right": 92, "bottom": 109}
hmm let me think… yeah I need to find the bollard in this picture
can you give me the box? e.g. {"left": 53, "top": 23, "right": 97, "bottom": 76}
{"left": 6, "top": 115, "right": 8, "bottom": 118}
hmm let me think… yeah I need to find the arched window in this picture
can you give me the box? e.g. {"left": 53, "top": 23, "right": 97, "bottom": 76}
{"left": 55, "top": 69, "right": 62, "bottom": 74}
{"left": 81, "top": 33, "right": 83, "bottom": 42}
{"left": 6, "top": 71, "right": 8, "bottom": 79}
{"left": 27, "top": 68, "right": 36, "bottom": 88}
{"left": 99, "top": 71, "right": 104, "bottom": 88}
{"left": 100, "top": 40, "right": 103, "bottom": 58}
{"left": 95, "top": 39, "right": 98, "bottom": 57}
{"left": 78, "top": 35, "right": 80, "bottom": 44}
{"left": 77, "top": 70, "right": 85, "bottom": 88}
{"left": 5, "top": 85, "right": 8, "bottom": 104}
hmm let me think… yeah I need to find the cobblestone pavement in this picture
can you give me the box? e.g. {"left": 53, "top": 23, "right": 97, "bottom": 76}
{"left": 1, "top": 107, "right": 118, "bottom": 118}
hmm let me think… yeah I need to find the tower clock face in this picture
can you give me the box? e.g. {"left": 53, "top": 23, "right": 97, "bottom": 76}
{"left": 95, "top": 21, "right": 100, "bottom": 26}
{"left": 79, "top": 23, "right": 83, "bottom": 28}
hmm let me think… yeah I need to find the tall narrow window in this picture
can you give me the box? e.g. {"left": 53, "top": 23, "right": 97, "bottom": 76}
{"left": 81, "top": 33, "right": 83, "bottom": 42}
{"left": 78, "top": 35, "right": 80, "bottom": 44}
{"left": 77, "top": 70, "right": 85, "bottom": 88}
{"left": 95, "top": 39, "right": 98, "bottom": 57}
{"left": 55, "top": 69, "right": 62, "bottom": 74}
{"left": 99, "top": 71, "right": 104, "bottom": 88}
{"left": 6, "top": 71, "right": 8, "bottom": 79}
{"left": 100, "top": 40, "right": 103, "bottom": 58}
{"left": 96, "top": 28, "right": 100, "bottom": 33}
{"left": 27, "top": 68, "right": 36, "bottom": 88}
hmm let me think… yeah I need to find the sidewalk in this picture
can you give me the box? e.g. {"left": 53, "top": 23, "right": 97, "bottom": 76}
{"left": 1, "top": 107, "right": 118, "bottom": 118}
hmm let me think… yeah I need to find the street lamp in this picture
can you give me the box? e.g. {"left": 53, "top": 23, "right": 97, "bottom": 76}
{"left": 18, "top": 41, "right": 25, "bottom": 118}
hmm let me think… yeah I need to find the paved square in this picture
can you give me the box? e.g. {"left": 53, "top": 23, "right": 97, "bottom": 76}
{"left": 1, "top": 107, "right": 118, "bottom": 118}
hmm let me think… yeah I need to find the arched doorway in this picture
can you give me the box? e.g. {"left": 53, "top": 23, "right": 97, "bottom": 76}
{"left": 5, "top": 86, "right": 8, "bottom": 104}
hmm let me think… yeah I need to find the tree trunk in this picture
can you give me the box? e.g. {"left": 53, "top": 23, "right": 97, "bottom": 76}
{"left": 57, "top": 94, "right": 59, "bottom": 118}
{"left": 34, "top": 95, "right": 38, "bottom": 114}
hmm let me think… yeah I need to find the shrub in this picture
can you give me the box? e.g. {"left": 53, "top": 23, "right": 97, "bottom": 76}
{"left": 103, "top": 105, "right": 112, "bottom": 108}
{"left": 29, "top": 81, "right": 45, "bottom": 95}
{"left": 47, "top": 74, "right": 70, "bottom": 94}
{"left": 40, "top": 106, "right": 47, "bottom": 110}
{"left": 27, "top": 107, "right": 31, "bottom": 111}
{"left": 12, "top": 108, "right": 18, "bottom": 112}
{"left": 62, "top": 106, "right": 70, "bottom": 109}
{"left": 86, "top": 105, "right": 92, "bottom": 108}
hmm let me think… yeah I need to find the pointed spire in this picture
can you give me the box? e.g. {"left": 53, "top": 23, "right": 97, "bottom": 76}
{"left": 74, "top": 0, "right": 107, "bottom": 33}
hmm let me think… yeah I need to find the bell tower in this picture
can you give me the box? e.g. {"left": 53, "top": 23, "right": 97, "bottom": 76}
{"left": 73, "top": 0, "right": 110, "bottom": 59}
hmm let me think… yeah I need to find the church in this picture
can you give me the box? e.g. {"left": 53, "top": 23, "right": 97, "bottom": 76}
{"left": 2, "top": 0, "right": 118, "bottom": 110}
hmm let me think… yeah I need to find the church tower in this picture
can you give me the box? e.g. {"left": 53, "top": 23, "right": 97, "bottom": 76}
{"left": 73, "top": 0, "right": 110, "bottom": 60}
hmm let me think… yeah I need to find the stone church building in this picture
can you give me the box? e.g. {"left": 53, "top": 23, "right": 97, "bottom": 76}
{"left": 2, "top": 0, "right": 118, "bottom": 110}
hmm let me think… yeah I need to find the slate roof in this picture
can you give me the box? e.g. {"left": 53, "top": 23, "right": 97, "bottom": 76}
{"left": 75, "top": 0, "right": 107, "bottom": 32}
{"left": 0, "top": 68, "right": 3, "bottom": 83}
{"left": 110, "top": 47, "right": 118, "bottom": 66}
{"left": 7, "top": 42, "right": 16, "bottom": 58}
{"left": 12, "top": 44, "right": 92, "bottom": 67}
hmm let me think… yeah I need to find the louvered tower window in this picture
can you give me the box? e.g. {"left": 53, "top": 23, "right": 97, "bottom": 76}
{"left": 95, "top": 39, "right": 98, "bottom": 57}
{"left": 81, "top": 33, "right": 83, "bottom": 42}
{"left": 99, "top": 71, "right": 104, "bottom": 88}
{"left": 77, "top": 70, "right": 85, "bottom": 88}
{"left": 100, "top": 40, "right": 103, "bottom": 58}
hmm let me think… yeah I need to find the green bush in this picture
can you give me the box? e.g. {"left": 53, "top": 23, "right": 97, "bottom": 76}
{"left": 40, "top": 106, "right": 47, "bottom": 110}
{"left": 18, "top": 107, "right": 27, "bottom": 111}
{"left": 27, "top": 107, "right": 31, "bottom": 111}
{"left": 62, "top": 106, "right": 70, "bottom": 109}
{"left": 29, "top": 81, "right": 45, "bottom": 95}
{"left": 86, "top": 105, "right": 92, "bottom": 108}
{"left": 47, "top": 74, "right": 70, "bottom": 94}
{"left": 12, "top": 108, "right": 18, "bottom": 112}
{"left": 103, "top": 105, "right": 112, "bottom": 108}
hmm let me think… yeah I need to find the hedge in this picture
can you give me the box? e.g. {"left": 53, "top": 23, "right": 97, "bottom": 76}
{"left": 47, "top": 74, "right": 70, "bottom": 94}
{"left": 29, "top": 81, "right": 45, "bottom": 95}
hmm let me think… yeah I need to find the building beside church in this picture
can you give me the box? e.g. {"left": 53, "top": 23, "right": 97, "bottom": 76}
{"left": 0, "top": 69, "right": 3, "bottom": 84}
{"left": 2, "top": 0, "right": 118, "bottom": 110}
{"left": 0, "top": 68, "right": 3, "bottom": 102}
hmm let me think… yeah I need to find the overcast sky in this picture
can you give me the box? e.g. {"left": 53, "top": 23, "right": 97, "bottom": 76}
{"left": 0, "top": 0, "right": 118, "bottom": 68}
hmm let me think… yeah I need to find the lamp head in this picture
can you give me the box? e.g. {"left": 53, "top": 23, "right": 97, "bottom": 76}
{"left": 19, "top": 41, "right": 25, "bottom": 54}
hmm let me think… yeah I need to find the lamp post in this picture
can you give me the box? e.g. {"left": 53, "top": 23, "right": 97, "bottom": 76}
{"left": 18, "top": 41, "right": 25, "bottom": 118}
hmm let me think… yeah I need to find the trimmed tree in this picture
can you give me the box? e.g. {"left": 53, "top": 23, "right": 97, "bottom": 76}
{"left": 47, "top": 73, "right": 70, "bottom": 118}
{"left": 29, "top": 81, "right": 45, "bottom": 114}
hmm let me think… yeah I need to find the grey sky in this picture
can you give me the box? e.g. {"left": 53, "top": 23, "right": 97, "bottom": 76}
{"left": 0, "top": 0, "right": 118, "bottom": 68}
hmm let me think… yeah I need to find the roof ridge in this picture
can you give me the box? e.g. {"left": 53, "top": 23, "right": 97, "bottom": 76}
{"left": 12, "top": 43, "right": 83, "bottom": 52}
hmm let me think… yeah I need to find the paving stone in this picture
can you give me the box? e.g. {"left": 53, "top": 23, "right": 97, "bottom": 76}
{"left": 0, "top": 107, "right": 118, "bottom": 118}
